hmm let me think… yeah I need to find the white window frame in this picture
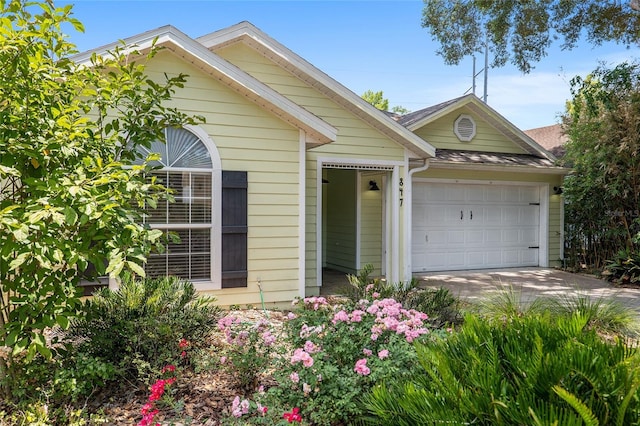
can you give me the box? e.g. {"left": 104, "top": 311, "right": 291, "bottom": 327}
{"left": 141, "top": 125, "right": 222, "bottom": 290}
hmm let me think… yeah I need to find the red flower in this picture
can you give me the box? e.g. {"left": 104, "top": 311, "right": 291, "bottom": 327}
{"left": 178, "top": 338, "right": 190, "bottom": 349}
{"left": 161, "top": 364, "right": 176, "bottom": 374}
{"left": 283, "top": 407, "right": 302, "bottom": 423}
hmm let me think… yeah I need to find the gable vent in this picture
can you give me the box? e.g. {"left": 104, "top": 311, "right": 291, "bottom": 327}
{"left": 454, "top": 114, "right": 476, "bottom": 142}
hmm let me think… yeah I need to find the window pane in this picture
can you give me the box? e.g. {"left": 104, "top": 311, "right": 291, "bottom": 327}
{"left": 138, "top": 127, "right": 214, "bottom": 282}
{"left": 145, "top": 229, "right": 211, "bottom": 281}
{"left": 191, "top": 255, "right": 210, "bottom": 279}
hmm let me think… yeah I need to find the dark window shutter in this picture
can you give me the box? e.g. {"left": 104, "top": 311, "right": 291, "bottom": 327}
{"left": 222, "top": 171, "right": 248, "bottom": 288}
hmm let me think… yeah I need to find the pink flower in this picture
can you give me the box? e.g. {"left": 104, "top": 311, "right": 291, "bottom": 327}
{"left": 363, "top": 348, "right": 373, "bottom": 356}
{"left": 137, "top": 409, "right": 159, "bottom": 426}
{"left": 378, "top": 349, "right": 389, "bottom": 359}
{"left": 220, "top": 356, "right": 227, "bottom": 364}
{"left": 262, "top": 331, "right": 276, "bottom": 346}
{"left": 257, "top": 403, "right": 268, "bottom": 416}
{"left": 332, "top": 310, "right": 350, "bottom": 324}
{"left": 290, "top": 372, "right": 300, "bottom": 383}
{"left": 140, "top": 402, "right": 154, "bottom": 415}
{"left": 354, "top": 358, "right": 371, "bottom": 376}
{"left": 372, "top": 292, "right": 380, "bottom": 298}
{"left": 231, "top": 396, "right": 250, "bottom": 418}
{"left": 291, "top": 348, "right": 314, "bottom": 367}
{"left": 287, "top": 312, "right": 297, "bottom": 320}
{"left": 350, "top": 309, "right": 365, "bottom": 322}
{"left": 304, "top": 340, "right": 320, "bottom": 353}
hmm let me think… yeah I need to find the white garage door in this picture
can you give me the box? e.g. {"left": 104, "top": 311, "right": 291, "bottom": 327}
{"left": 412, "top": 182, "right": 540, "bottom": 272}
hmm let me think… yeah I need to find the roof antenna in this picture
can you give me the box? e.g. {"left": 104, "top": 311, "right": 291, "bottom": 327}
{"left": 465, "top": 35, "right": 488, "bottom": 103}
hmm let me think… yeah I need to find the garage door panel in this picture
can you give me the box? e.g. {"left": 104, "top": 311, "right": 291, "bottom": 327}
{"left": 412, "top": 182, "right": 540, "bottom": 272}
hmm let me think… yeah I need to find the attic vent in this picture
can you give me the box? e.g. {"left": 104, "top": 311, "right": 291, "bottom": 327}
{"left": 454, "top": 114, "right": 476, "bottom": 142}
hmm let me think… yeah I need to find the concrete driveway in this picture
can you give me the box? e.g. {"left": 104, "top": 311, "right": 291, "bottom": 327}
{"left": 416, "top": 268, "right": 640, "bottom": 314}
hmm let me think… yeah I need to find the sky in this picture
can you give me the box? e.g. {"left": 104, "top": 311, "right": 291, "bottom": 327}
{"left": 60, "top": 0, "right": 640, "bottom": 131}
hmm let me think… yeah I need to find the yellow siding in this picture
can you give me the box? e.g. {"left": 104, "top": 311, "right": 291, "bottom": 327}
{"left": 360, "top": 173, "right": 384, "bottom": 275}
{"left": 215, "top": 43, "right": 406, "bottom": 161}
{"left": 215, "top": 43, "right": 409, "bottom": 290}
{"left": 413, "top": 107, "right": 528, "bottom": 154}
{"left": 145, "top": 51, "right": 302, "bottom": 306}
{"left": 413, "top": 168, "right": 564, "bottom": 268}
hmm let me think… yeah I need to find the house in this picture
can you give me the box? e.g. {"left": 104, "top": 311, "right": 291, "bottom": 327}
{"left": 73, "top": 22, "right": 569, "bottom": 307}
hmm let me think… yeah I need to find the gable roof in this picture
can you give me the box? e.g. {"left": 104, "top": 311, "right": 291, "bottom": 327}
{"left": 197, "top": 21, "right": 436, "bottom": 159}
{"left": 71, "top": 25, "right": 338, "bottom": 149}
{"left": 524, "top": 124, "right": 568, "bottom": 151}
{"left": 398, "top": 94, "right": 555, "bottom": 161}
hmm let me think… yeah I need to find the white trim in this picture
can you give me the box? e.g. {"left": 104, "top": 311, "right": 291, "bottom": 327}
{"left": 316, "top": 157, "right": 403, "bottom": 286}
{"left": 405, "top": 158, "right": 430, "bottom": 281}
{"left": 404, "top": 94, "right": 553, "bottom": 160}
{"left": 390, "top": 165, "right": 400, "bottom": 283}
{"left": 539, "top": 184, "right": 550, "bottom": 267}
{"left": 298, "top": 130, "right": 306, "bottom": 298}
{"left": 454, "top": 114, "right": 476, "bottom": 142}
{"left": 411, "top": 177, "right": 549, "bottom": 270}
{"left": 197, "top": 22, "right": 435, "bottom": 159}
{"left": 71, "top": 26, "right": 337, "bottom": 148}
{"left": 355, "top": 172, "right": 362, "bottom": 271}
{"left": 316, "top": 158, "right": 323, "bottom": 287}
{"left": 184, "top": 125, "right": 222, "bottom": 290}
{"left": 559, "top": 195, "right": 565, "bottom": 263}
{"left": 428, "top": 162, "right": 569, "bottom": 175}
{"left": 381, "top": 174, "right": 387, "bottom": 277}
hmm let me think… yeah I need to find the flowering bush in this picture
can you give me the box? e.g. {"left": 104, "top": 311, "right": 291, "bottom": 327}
{"left": 221, "top": 290, "right": 439, "bottom": 425}
{"left": 137, "top": 365, "right": 177, "bottom": 426}
{"left": 216, "top": 314, "right": 281, "bottom": 392}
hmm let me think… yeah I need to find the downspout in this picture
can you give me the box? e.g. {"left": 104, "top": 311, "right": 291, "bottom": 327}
{"left": 405, "top": 159, "right": 431, "bottom": 281}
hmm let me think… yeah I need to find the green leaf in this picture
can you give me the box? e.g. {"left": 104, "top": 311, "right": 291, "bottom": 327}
{"left": 9, "top": 252, "right": 29, "bottom": 270}
{"left": 4, "top": 329, "right": 20, "bottom": 347}
{"left": 12, "top": 224, "right": 29, "bottom": 241}
{"left": 56, "top": 315, "right": 70, "bottom": 329}
{"left": 63, "top": 205, "right": 78, "bottom": 225}
{"left": 127, "top": 260, "right": 146, "bottom": 277}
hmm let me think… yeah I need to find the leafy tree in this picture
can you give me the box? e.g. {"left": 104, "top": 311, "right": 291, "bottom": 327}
{"left": 362, "top": 90, "right": 390, "bottom": 111}
{"left": 562, "top": 61, "right": 640, "bottom": 270}
{"left": 0, "top": 0, "right": 201, "bottom": 390}
{"left": 422, "top": 1, "right": 640, "bottom": 73}
{"left": 361, "top": 89, "right": 410, "bottom": 114}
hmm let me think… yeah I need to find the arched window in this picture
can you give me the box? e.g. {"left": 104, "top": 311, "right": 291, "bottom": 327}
{"left": 136, "top": 126, "right": 221, "bottom": 287}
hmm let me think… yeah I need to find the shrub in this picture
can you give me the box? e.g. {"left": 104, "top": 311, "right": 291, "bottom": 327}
{"left": 220, "top": 289, "right": 442, "bottom": 426}
{"left": 363, "top": 308, "right": 640, "bottom": 425}
{"left": 342, "top": 264, "right": 463, "bottom": 327}
{"left": 604, "top": 249, "right": 640, "bottom": 285}
{"left": 65, "top": 275, "right": 221, "bottom": 381}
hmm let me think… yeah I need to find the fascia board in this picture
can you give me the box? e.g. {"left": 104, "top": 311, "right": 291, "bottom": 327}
{"left": 429, "top": 161, "right": 570, "bottom": 175}
{"left": 406, "top": 94, "right": 555, "bottom": 161}
{"left": 71, "top": 25, "right": 338, "bottom": 146}
{"left": 199, "top": 22, "right": 436, "bottom": 159}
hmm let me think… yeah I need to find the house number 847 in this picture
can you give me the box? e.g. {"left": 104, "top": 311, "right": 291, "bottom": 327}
{"left": 399, "top": 178, "right": 403, "bottom": 206}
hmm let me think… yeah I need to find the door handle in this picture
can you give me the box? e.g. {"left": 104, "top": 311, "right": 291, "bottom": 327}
{"left": 425, "top": 234, "right": 428, "bottom": 242}
{"left": 470, "top": 210, "right": 473, "bottom": 220}
{"left": 460, "top": 210, "right": 463, "bottom": 220}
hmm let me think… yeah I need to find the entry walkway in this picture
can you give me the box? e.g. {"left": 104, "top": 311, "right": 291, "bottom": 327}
{"left": 416, "top": 268, "right": 640, "bottom": 314}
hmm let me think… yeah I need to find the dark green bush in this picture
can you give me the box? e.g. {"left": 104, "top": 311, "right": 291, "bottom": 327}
{"left": 364, "top": 309, "right": 640, "bottom": 425}
{"left": 605, "top": 249, "right": 640, "bottom": 285}
{"left": 66, "top": 275, "right": 221, "bottom": 381}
